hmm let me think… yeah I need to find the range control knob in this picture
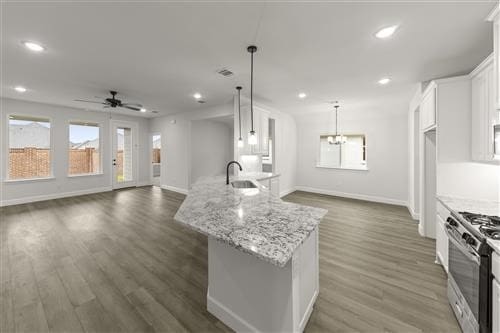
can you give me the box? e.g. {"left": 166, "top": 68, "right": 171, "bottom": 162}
{"left": 447, "top": 217, "right": 458, "bottom": 227}
{"left": 466, "top": 237, "right": 476, "bottom": 247}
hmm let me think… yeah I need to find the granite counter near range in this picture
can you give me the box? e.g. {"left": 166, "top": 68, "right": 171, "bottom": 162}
{"left": 437, "top": 195, "right": 500, "bottom": 253}
{"left": 174, "top": 175, "right": 327, "bottom": 267}
{"left": 174, "top": 175, "right": 327, "bottom": 332}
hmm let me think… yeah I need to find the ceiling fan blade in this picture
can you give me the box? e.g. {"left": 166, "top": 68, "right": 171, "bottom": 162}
{"left": 74, "top": 99, "right": 106, "bottom": 104}
{"left": 122, "top": 105, "right": 141, "bottom": 111}
{"left": 122, "top": 103, "right": 143, "bottom": 107}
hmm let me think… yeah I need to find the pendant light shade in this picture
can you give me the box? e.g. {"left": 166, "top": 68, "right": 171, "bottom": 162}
{"left": 236, "top": 86, "right": 244, "bottom": 148}
{"left": 248, "top": 45, "right": 257, "bottom": 146}
{"left": 248, "top": 131, "right": 257, "bottom": 145}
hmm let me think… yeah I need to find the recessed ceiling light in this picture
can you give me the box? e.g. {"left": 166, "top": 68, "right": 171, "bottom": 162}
{"left": 298, "top": 93, "right": 307, "bottom": 99}
{"left": 375, "top": 25, "right": 398, "bottom": 39}
{"left": 140, "top": 108, "right": 147, "bottom": 113}
{"left": 378, "top": 77, "right": 391, "bottom": 85}
{"left": 14, "top": 86, "right": 27, "bottom": 93}
{"left": 22, "top": 41, "right": 45, "bottom": 52}
{"left": 193, "top": 93, "right": 202, "bottom": 99}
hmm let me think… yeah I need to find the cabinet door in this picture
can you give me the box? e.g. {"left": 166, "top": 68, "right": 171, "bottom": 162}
{"left": 421, "top": 86, "right": 437, "bottom": 130}
{"left": 486, "top": 66, "right": 498, "bottom": 159}
{"left": 251, "top": 108, "right": 261, "bottom": 154}
{"left": 493, "top": 278, "right": 499, "bottom": 333}
{"left": 239, "top": 106, "right": 253, "bottom": 155}
{"left": 260, "top": 111, "right": 270, "bottom": 155}
{"left": 472, "top": 69, "right": 488, "bottom": 161}
{"left": 436, "top": 214, "right": 448, "bottom": 273}
{"left": 472, "top": 61, "right": 496, "bottom": 162}
{"left": 494, "top": 17, "right": 500, "bottom": 110}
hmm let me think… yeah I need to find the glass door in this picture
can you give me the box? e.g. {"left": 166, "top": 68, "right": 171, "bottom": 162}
{"left": 112, "top": 121, "right": 136, "bottom": 189}
{"left": 151, "top": 133, "right": 161, "bottom": 186}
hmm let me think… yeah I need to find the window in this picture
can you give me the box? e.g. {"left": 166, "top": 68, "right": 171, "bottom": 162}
{"left": 69, "top": 122, "right": 101, "bottom": 175}
{"left": 8, "top": 115, "right": 51, "bottom": 180}
{"left": 318, "top": 134, "right": 367, "bottom": 170}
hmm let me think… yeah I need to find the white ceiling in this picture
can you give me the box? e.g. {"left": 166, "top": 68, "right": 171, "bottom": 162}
{"left": 2, "top": 1, "right": 495, "bottom": 117}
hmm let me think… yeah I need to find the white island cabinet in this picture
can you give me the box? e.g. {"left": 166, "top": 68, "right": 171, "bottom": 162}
{"left": 174, "top": 175, "right": 327, "bottom": 333}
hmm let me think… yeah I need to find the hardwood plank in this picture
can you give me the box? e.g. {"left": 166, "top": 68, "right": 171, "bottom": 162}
{"left": 56, "top": 257, "right": 96, "bottom": 307}
{"left": 0, "top": 186, "right": 460, "bottom": 333}
{"left": 75, "top": 298, "right": 121, "bottom": 333}
{"left": 127, "top": 287, "right": 188, "bottom": 332}
{"left": 37, "top": 272, "right": 84, "bottom": 332}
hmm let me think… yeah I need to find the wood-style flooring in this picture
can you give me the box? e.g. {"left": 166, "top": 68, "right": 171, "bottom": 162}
{"left": 0, "top": 186, "right": 460, "bottom": 332}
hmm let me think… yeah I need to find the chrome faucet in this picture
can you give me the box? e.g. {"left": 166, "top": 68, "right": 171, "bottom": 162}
{"left": 226, "top": 161, "right": 243, "bottom": 185}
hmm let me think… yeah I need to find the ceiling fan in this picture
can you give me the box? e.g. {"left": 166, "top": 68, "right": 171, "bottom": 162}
{"left": 75, "top": 91, "right": 143, "bottom": 111}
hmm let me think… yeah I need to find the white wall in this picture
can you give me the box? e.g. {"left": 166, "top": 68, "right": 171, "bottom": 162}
{"left": 149, "top": 103, "right": 234, "bottom": 193}
{"left": 294, "top": 105, "right": 409, "bottom": 206}
{"left": 0, "top": 98, "right": 151, "bottom": 206}
{"left": 190, "top": 119, "right": 232, "bottom": 184}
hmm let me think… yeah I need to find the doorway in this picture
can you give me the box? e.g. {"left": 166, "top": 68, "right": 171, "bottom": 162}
{"left": 420, "top": 129, "right": 437, "bottom": 238}
{"left": 111, "top": 121, "right": 137, "bottom": 189}
{"left": 151, "top": 133, "right": 161, "bottom": 187}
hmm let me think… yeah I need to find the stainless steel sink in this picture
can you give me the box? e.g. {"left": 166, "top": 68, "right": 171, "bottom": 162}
{"left": 231, "top": 180, "right": 257, "bottom": 189}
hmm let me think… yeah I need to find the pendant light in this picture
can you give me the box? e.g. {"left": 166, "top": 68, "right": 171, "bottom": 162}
{"left": 247, "top": 45, "right": 258, "bottom": 145}
{"left": 236, "top": 86, "right": 244, "bottom": 148}
{"left": 330, "top": 103, "right": 346, "bottom": 145}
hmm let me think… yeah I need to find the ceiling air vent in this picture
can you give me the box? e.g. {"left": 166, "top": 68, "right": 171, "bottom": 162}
{"left": 198, "top": 100, "right": 206, "bottom": 104}
{"left": 152, "top": 110, "right": 159, "bottom": 114}
{"left": 216, "top": 68, "right": 234, "bottom": 77}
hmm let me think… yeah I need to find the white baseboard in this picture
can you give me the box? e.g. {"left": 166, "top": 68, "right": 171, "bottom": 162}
{"left": 407, "top": 205, "right": 420, "bottom": 221}
{"left": 0, "top": 186, "right": 112, "bottom": 207}
{"left": 137, "top": 180, "right": 153, "bottom": 187}
{"left": 207, "top": 292, "right": 258, "bottom": 333}
{"left": 160, "top": 185, "right": 188, "bottom": 195}
{"left": 279, "top": 187, "right": 296, "bottom": 198}
{"left": 299, "top": 290, "right": 318, "bottom": 332}
{"left": 295, "top": 186, "right": 408, "bottom": 206}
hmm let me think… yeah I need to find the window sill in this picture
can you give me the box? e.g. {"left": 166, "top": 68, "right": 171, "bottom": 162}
{"left": 316, "top": 164, "right": 369, "bottom": 171}
{"left": 67, "top": 173, "right": 104, "bottom": 178}
{"left": 3, "top": 176, "right": 56, "bottom": 184}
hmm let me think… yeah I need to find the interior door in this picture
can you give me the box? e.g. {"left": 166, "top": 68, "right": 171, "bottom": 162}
{"left": 112, "top": 121, "right": 137, "bottom": 189}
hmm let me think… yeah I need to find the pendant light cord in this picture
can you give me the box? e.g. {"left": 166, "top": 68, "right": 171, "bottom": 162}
{"left": 250, "top": 50, "right": 254, "bottom": 132}
{"left": 236, "top": 86, "right": 242, "bottom": 139}
{"left": 335, "top": 106, "right": 338, "bottom": 136}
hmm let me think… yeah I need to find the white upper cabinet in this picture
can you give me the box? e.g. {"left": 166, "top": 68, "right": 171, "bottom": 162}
{"left": 471, "top": 55, "right": 496, "bottom": 162}
{"left": 488, "top": 6, "right": 500, "bottom": 109}
{"left": 421, "top": 82, "right": 437, "bottom": 131}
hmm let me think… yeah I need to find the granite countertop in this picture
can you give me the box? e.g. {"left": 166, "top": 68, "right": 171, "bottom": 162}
{"left": 174, "top": 175, "right": 327, "bottom": 267}
{"left": 437, "top": 195, "right": 500, "bottom": 253}
{"left": 238, "top": 172, "right": 280, "bottom": 181}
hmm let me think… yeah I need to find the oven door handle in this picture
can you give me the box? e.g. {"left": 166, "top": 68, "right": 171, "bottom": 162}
{"left": 445, "top": 224, "right": 480, "bottom": 265}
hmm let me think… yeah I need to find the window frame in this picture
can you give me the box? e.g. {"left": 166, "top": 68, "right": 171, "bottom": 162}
{"left": 67, "top": 120, "right": 104, "bottom": 177}
{"left": 5, "top": 113, "right": 55, "bottom": 182}
{"left": 316, "top": 133, "right": 369, "bottom": 171}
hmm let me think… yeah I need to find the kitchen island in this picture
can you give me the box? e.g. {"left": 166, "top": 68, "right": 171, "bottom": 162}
{"left": 174, "top": 176, "right": 327, "bottom": 332}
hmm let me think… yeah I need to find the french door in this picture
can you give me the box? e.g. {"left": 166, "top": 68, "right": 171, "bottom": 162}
{"left": 111, "top": 120, "right": 137, "bottom": 189}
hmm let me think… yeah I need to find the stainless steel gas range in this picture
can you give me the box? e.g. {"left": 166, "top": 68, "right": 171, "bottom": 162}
{"left": 445, "top": 211, "right": 498, "bottom": 333}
